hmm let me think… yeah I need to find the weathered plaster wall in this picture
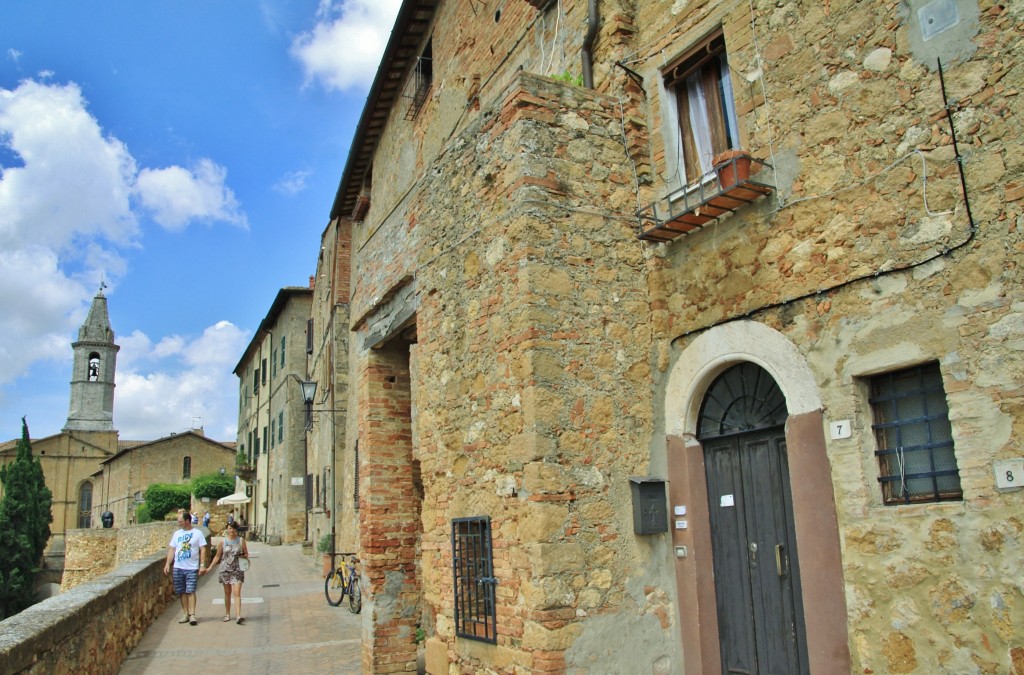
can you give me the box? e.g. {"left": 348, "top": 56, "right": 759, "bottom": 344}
{"left": 639, "top": 0, "right": 1024, "bottom": 672}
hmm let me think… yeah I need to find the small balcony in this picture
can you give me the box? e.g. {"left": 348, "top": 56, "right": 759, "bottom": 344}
{"left": 638, "top": 152, "right": 775, "bottom": 243}
{"left": 235, "top": 464, "right": 256, "bottom": 480}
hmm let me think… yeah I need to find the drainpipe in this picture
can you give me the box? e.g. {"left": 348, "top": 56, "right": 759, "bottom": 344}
{"left": 582, "top": 0, "right": 599, "bottom": 89}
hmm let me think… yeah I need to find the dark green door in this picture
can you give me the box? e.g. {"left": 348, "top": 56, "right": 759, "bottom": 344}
{"left": 698, "top": 363, "right": 808, "bottom": 675}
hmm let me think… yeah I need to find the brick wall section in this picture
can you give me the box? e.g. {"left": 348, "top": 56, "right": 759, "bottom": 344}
{"left": 358, "top": 342, "right": 419, "bottom": 674}
{"left": 0, "top": 554, "right": 173, "bottom": 674}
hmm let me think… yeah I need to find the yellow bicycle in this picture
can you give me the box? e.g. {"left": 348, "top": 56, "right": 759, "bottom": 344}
{"left": 324, "top": 552, "right": 361, "bottom": 613}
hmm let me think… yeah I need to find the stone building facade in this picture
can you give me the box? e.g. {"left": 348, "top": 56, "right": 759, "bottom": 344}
{"left": 95, "top": 429, "right": 236, "bottom": 528}
{"left": 233, "top": 286, "right": 314, "bottom": 544}
{"left": 312, "top": 0, "right": 1023, "bottom": 673}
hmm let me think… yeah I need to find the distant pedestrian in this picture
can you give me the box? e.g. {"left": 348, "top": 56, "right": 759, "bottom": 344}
{"left": 202, "top": 511, "right": 210, "bottom": 527}
{"left": 191, "top": 512, "right": 198, "bottom": 525}
{"left": 228, "top": 510, "right": 235, "bottom": 526}
{"left": 209, "top": 521, "right": 249, "bottom": 625}
{"left": 164, "top": 511, "right": 209, "bottom": 625}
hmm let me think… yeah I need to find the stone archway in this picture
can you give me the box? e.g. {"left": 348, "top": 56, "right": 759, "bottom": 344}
{"left": 664, "top": 320, "right": 850, "bottom": 675}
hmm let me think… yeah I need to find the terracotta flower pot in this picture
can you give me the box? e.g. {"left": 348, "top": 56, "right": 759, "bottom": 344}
{"left": 322, "top": 554, "right": 333, "bottom": 578}
{"left": 714, "top": 150, "right": 753, "bottom": 189}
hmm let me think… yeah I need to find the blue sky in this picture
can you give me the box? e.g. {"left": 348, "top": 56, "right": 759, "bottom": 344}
{"left": 0, "top": 0, "right": 401, "bottom": 441}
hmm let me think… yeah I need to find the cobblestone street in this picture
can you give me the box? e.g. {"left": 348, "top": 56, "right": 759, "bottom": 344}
{"left": 119, "top": 542, "right": 362, "bottom": 674}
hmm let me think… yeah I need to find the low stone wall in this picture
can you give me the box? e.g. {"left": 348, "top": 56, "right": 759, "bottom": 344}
{"left": 62, "top": 521, "right": 178, "bottom": 591}
{"left": 0, "top": 554, "right": 173, "bottom": 675}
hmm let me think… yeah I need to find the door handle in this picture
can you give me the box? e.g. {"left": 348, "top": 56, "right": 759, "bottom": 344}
{"left": 775, "top": 544, "right": 786, "bottom": 578}
{"left": 749, "top": 541, "right": 758, "bottom": 567}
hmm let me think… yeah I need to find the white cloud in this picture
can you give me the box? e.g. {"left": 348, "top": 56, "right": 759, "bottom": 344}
{"left": 0, "top": 80, "right": 139, "bottom": 252}
{"left": 0, "top": 77, "right": 248, "bottom": 406}
{"left": 290, "top": 0, "right": 402, "bottom": 92}
{"left": 136, "top": 159, "right": 248, "bottom": 231}
{"left": 274, "top": 169, "right": 312, "bottom": 195}
{"left": 7, "top": 49, "right": 22, "bottom": 64}
{"left": 114, "top": 321, "right": 250, "bottom": 440}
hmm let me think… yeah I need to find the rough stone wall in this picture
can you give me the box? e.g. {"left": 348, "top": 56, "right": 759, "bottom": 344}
{"left": 62, "top": 521, "right": 181, "bottom": 591}
{"left": 629, "top": 0, "right": 1024, "bottom": 673}
{"left": 1, "top": 554, "right": 173, "bottom": 674}
{"left": 352, "top": 68, "right": 669, "bottom": 672}
{"left": 337, "top": 0, "right": 1023, "bottom": 673}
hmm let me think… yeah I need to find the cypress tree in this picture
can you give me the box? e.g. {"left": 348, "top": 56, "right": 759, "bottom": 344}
{"left": 0, "top": 418, "right": 53, "bottom": 619}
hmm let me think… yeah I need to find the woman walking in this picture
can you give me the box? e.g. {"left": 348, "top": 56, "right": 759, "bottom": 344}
{"left": 209, "top": 521, "right": 249, "bottom": 624}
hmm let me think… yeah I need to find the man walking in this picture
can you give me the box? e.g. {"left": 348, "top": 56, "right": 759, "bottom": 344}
{"left": 164, "top": 510, "right": 209, "bottom": 625}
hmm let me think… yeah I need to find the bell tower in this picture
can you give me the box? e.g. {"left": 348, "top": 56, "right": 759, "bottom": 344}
{"left": 63, "top": 287, "right": 120, "bottom": 432}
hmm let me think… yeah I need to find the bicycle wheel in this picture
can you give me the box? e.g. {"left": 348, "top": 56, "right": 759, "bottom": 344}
{"left": 348, "top": 576, "right": 362, "bottom": 614}
{"left": 325, "top": 569, "right": 345, "bottom": 606}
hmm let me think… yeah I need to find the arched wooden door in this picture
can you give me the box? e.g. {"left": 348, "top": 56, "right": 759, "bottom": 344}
{"left": 698, "top": 363, "right": 809, "bottom": 675}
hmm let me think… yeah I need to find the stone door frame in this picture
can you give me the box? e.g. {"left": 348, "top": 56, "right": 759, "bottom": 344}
{"left": 664, "top": 320, "right": 851, "bottom": 674}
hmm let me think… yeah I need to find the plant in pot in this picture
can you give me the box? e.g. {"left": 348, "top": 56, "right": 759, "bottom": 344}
{"left": 713, "top": 149, "right": 753, "bottom": 189}
{"left": 318, "top": 533, "right": 333, "bottom": 578}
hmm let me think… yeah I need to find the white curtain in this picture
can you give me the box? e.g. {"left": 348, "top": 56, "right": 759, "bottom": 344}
{"left": 686, "top": 74, "right": 714, "bottom": 179}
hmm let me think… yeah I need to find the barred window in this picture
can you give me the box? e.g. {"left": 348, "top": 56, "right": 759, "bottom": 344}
{"left": 870, "top": 362, "right": 961, "bottom": 505}
{"left": 182, "top": 456, "right": 192, "bottom": 480}
{"left": 452, "top": 516, "right": 497, "bottom": 643}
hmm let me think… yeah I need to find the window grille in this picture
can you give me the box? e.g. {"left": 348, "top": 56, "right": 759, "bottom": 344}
{"left": 870, "top": 362, "right": 961, "bottom": 505}
{"left": 405, "top": 40, "right": 433, "bottom": 120}
{"left": 182, "top": 456, "right": 192, "bottom": 480}
{"left": 353, "top": 441, "right": 359, "bottom": 509}
{"left": 280, "top": 336, "right": 286, "bottom": 366}
{"left": 452, "top": 516, "right": 498, "bottom": 643}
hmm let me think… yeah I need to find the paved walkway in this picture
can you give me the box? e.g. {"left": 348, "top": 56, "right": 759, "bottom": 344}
{"left": 119, "top": 542, "right": 362, "bottom": 674}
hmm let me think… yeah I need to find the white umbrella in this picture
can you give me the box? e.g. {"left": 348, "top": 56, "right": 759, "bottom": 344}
{"left": 217, "top": 491, "right": 251, "bottom": 506}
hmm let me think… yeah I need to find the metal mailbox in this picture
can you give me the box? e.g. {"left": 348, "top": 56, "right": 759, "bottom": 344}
{"left": 629, "top": 476, "right": 668, "bottom": 535}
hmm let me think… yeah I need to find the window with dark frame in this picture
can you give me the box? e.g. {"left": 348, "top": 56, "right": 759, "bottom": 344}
{"left": 869, "top": 362, "right": 962, "bottom": 505}
{"left": 664, "top": 29, "right": 740, "bottom": 187}
{"left": 452, "top": 516, "right": 498, "bottom": 644}
{"left": 306, "top": 318, "right": 314, "bottom": 354}
{"left": 182, "top": 456, "right": 192, "bottom": 480}
{"left": 78, "top": 482, "right": 93, "bottom": 528}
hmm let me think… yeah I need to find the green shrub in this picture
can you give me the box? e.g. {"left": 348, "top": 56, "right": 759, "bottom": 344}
{"left": 135, "top": 503, "right": 152, "bottom": 524}
{"left": 189, "top": 472, "right": 234, "bottom": 500}
{"left": 317, "top": 533, "right": 333, "bottom": 554}
{"left": 143, "top": 483, "right": 191, "bottom": 521}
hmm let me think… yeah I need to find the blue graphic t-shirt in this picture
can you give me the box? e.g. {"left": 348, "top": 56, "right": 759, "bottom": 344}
{"left": 169, "top": 528, "right": 207, "bottom": 570}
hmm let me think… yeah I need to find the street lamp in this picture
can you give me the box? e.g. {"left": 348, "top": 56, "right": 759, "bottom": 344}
{"left": 300, "top": 380, "right": 318, "bottom": 432}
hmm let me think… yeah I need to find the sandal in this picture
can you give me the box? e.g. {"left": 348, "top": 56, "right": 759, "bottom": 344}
{"left": 236, "top": 617, "right": 245, "bottom": 625}
{"left": 222, "top": 615, "right": 231, "bottom": 622}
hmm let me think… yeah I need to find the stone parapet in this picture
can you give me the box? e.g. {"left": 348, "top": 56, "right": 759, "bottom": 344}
{"left": 0, "top": 554, "right": 173, "bottom": 674}
{"left": 62, "top": 521, "right": 179, "bottom": 592}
